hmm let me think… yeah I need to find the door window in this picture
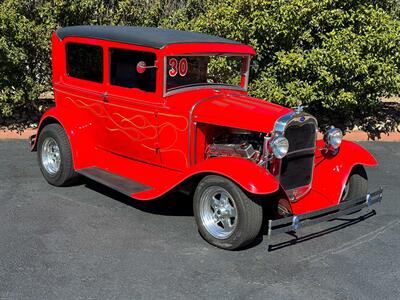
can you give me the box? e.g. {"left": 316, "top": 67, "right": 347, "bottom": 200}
{"left": 66, "top": 43, "right": 103, "bottom": 83}
{"left": 110, "top": 48, "right": 156, "bottom": 92}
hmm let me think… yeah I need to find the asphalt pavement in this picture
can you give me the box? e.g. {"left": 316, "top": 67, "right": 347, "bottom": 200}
{"left": 0, "top": 140, "right": 399, "bottom": 299}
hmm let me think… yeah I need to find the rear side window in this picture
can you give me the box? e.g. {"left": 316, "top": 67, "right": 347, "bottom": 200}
{"left": 110, "top": 48, "right": 156, "bottom": 92}
{"left": 66, "top": 43, "right": 103, "bottom": 83}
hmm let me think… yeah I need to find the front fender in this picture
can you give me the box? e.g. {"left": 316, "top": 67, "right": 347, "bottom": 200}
{"left": 32, "top": 107, "right": 96, "bottom": 169}
{"left": 131, "top": 156, "right": 280, "bottom": 200}
{"left": 188, "top": 157, "right": 280, "bottom": 194}
{"left": 291, "top": 140, "right": 378, "bottom": 214}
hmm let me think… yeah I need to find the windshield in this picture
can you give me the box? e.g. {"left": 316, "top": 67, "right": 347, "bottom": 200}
{"left": 165, "top": 54, "right": 249, "bottom": 94}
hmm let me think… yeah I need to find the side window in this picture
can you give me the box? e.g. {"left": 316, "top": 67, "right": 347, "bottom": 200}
{"left": 110, "top": 48, "right": 156, "bottom": 92}
{"left": 66, "top": 43, "right": 103, "bottom": 83}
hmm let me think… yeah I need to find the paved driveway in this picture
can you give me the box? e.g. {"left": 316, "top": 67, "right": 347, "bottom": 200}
{"left": 0, "top": 140, "right": 399, "bottom": 299}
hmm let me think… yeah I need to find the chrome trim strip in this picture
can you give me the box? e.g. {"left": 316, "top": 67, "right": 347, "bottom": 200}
{"left": 193, "top": 121, "right": 198, "bottom": 165}
{"left": 165, "top": 85, "right": 244, "bottom": 97}
{"left": 163, "top": 56, "right": 167, "bottom": 97}
{"left": 243, "top": 56, "right": 251, "bottom": 91}
{"left": 274, "top": 111, "right": 318, "bottom": 135}
{"left": 53, "top": 85, "right": 165, "bottom": 109}
{"left": 54, "top": 82, "right": 104, "bottom": 98}
{"left": 286, "top": 147, "right": 316, "bottom": 156}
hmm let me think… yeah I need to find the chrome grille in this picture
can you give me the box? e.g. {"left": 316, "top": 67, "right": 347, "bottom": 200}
{"left": 285, "top": 123, "right": 316, "bottom": 152}
{"left": 280, "top": 150, "right": 314, "bottom": 190}
{"left": 270, "top": 112, "right": 317, "bottom": 201}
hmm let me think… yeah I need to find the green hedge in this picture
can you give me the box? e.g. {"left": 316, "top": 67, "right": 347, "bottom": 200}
{"left": 1, "top": 0, "right": 399, "bottom": 133}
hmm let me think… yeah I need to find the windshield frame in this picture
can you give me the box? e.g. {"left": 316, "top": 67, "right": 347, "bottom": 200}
{"left": 163, "top": 53, "right": 251, "bottom": 97}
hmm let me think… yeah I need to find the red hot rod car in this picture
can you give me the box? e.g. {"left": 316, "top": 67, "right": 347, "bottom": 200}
{"left": 30, "top": 26, "right": 382, "bottom": 250}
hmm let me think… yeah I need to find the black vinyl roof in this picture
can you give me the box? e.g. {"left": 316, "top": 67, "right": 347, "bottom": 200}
{"left": 56, "top": 26, "right": 241, "bottom": 49}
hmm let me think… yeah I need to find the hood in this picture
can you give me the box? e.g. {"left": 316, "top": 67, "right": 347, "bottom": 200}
{"left": 192, "top": 94, "right": 292, "bottom": 133}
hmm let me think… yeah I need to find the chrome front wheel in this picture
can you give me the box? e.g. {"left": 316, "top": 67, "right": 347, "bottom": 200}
{"left": 199, "top": 186, "right": 237, "bottom": 239}
{"left": 193, "top": 175, "right": 263, "bottom": 250}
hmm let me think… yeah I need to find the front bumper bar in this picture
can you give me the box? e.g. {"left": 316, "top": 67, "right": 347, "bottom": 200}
{"left": 267, "top": 188, "right": 383, "bottom": 236}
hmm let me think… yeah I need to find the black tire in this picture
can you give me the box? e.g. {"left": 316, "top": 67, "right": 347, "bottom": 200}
{"left": 193, "top": 175, "right": 263, "bottom": 250}
{"left": 37, "top": 123, "right": 78, "bottom": 186}
{"left": 341, "top": 165, "right": 368, "bottom": 202}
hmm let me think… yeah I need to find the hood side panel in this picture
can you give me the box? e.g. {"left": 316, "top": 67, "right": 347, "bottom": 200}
{"left": 191, "top": 95, "right": 291, "bottom": 133}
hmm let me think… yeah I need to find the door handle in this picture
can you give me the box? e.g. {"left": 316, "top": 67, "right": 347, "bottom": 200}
{"left": 102, "top": 92, "right": 108, "bottom": 103}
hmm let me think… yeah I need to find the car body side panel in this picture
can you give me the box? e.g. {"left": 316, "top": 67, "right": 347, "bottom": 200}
{"left": 157, "top": 110, "right": 190, "bottom": 170}
{"left": 290, "top": 140, "right": 378, "bottom": 214}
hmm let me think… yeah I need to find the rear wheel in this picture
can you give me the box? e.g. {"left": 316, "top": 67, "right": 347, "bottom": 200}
{"left": 193, "top": 175, "right": 263, "bottom": 250}
{"left": 37, "top": 124, "right": 78, "bottom": 186}
{"left": 341, "top": 165, "right": 368, "bottom": 202}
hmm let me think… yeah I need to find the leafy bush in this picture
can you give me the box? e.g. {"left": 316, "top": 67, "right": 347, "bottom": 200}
{"left": 0, "top": 1, "right": 50, "bottom": 118}
{"left": 1, "top": 0, "right": 399, "bottom": 134}
{"left": 169, "top": 0, "right": 400, "bottom": 132}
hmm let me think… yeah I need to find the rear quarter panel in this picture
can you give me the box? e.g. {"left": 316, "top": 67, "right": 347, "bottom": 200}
{"left": 33, "top": 106, "right": 97, "bottom": 170}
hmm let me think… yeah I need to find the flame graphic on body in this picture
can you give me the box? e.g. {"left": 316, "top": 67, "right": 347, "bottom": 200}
{"left": 64, "top": 95, "right": 189, "bottom": 164}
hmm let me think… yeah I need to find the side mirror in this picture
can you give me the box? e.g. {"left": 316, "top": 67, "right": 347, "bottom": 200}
{"left": 251, "top": 60, "right": 260, "bottom": 73}
{"left": 136, "top": 61, "right": 157, "bottom": 74}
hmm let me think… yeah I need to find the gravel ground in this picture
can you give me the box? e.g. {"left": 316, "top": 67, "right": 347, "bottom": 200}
{"left": 0, "top": 140, "right": 399, "bottom": 299}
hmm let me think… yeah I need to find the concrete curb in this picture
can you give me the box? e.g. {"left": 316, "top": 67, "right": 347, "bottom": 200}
{"left": 1, "top": 128, "right": 399, "bottom": 141}
{"left": 0, "top": 128, "right": 36, "bottom": 140}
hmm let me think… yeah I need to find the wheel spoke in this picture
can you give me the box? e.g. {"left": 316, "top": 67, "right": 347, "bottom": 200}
{"left": 220, "top": 193, "right": 229, "bottom": 205}
{"left": 226, "top": 206, "right": 236, "bottom": 218}
{"left": 220, "top": 217, "right": 231, "bottom": 230}
{"left": 211, "top": 196, "right": 220, "bottom": 210}
{"left": 212, "top": 211, "right": 219, "bottom": 222}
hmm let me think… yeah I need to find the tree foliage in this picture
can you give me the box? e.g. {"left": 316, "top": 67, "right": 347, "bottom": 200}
{"left": 1, "top": 0, "right": 399, "bottom": 133}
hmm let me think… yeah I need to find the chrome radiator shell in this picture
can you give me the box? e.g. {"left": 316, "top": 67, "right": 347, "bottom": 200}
{"left": 270, "top": 112, "right": 318, "bottom": 201}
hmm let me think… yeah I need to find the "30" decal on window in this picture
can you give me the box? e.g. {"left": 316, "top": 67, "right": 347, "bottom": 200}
{"left": 169, "top": 58, "right": 188, "bottom": 77}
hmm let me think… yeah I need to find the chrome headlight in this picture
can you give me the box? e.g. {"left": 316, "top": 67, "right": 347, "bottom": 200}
{"left": 324, "top": 127, "right": 343, "bottom": 150}
{"left": 269, "top": 135, "right": 289, "bottom": 159}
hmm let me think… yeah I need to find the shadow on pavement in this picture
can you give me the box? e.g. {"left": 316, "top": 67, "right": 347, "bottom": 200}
{"left": 83, "top": 177, "right": 194, "bottom": 217}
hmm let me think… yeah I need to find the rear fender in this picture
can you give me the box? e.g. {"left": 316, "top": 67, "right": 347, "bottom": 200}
{"left": 31, "top": 107, "right": 96, "bottom": 169}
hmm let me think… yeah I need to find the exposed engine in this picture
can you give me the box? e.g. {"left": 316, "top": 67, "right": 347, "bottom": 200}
{"left": 205, "top": 128, "right": 264, "bottom": 162}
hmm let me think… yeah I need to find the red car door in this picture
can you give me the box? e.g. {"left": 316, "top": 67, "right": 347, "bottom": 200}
{"left": 102, "top": 47, "right": 162, "bottom": 165}
{"left": 58, "top": 41, "right": 109, "bottom": 150}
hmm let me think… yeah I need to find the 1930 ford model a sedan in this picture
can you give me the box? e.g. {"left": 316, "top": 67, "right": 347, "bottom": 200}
{"left": 30, "top": 26, "right": 382, "bottom": 250}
